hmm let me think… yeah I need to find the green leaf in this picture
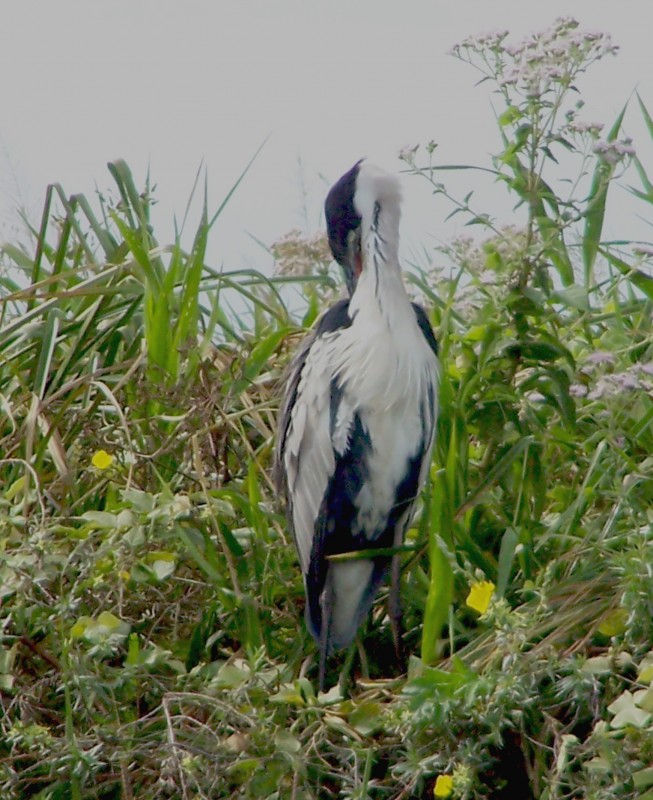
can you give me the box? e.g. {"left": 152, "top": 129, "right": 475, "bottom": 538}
{"left": 80, "top": 510, "right": 134, "bottom": 530}
{"left": 150, "top": 559, "right": 176, "bottom": 582}
{"left": 215, "top": 660, "right": 251, "bottom": 689}
{"left": 421, "top": 543, "right": 454, "bottom": 665}
{"left": 503, "top": 339, "right": 568, "bottom": 362}
{"left": 496, "top": 527, "right": 518, "bottom": 597}
{"left": 71, "top": 612, "right": 130, "bottom": 644}
{"left": 552, "top": 284, "right": 590, "bottom": 312}
{"left": 175, "top": 526, "right": 223, "bottom": 583}
{"left": 582, "top": 102, "right": 627, "bottom": 286}
{"left": 218, "top": 520, "right": 245, "bottom": 557}
{"left": 269, "top": 682, "right": 308, "bottom": 706}
{"left": 607, "top": 690, "right": 652, "bottom": 729}
{"left": 457, "top": 437, "right": 533, "bottom": 517}
{"left": 348, "top": 701, "right": 383, "bottom": 736}
{"left": 600, "top": 247, "right": 653, "bottom": 300}
{"left": 633, "top": 768, "right": 653, "bottom": 791}
{"left": 33, "top": 311, "right": 60, "bottom": 400}
{"left": 498, "top": 105, "right": 523, "bottom": 127}
{"left": 242, "top": 327, "right": 290, "bottom": 385}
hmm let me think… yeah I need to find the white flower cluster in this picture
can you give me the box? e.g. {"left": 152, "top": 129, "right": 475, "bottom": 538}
{"left": 437, "top": 227, "right": 532, "bottom": 321}
{"left": 398, "top": 141, "right": 438, "bottom": 166}
{"left": 398, "top": 144, "right": 420, "bottom": 165}
{"left": 586, "top": 368, "right": 653, "bottom": 400}
{"left": 565, "top": 118, "right": 604, "bottom": 138}
{"left": 592, "top": 138, "right": 636, "bottom": 166}
{"left": 573, "top": 352, "right": 653, "bottom": 401}
{"left": 450, "top": 29, "right": 509, "bottom": 56}
{"left": 451, "top": 17, "right": 619, "bottom": 101}
{"left": 446, "top": 226, "right": 531, "bottom": 279}
{"left": 271, "top": 229, "right": 332, "bottom": 278}
{"left": 444, "top": 234, "right": 486, "bottom": 275}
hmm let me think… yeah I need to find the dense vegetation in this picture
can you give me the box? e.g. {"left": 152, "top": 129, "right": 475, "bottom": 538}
{"left": 2, "top": 18, "right": 653, "bottom": 799}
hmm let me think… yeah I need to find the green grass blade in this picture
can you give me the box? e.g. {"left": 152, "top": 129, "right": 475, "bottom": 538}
{"left": 208, "top": 136, "right": 268, "bottom": 230}
{"left": 33, "top": 312, "right": 60, "bottom": 400}
{"left": 600, "top": 247, "right": 653, "bottom": 300}
{"left": 582, "top": 102, "right": 627, "bottom": 286}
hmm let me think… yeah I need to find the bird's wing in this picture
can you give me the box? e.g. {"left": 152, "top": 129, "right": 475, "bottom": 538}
{"left": 276, "top": 300, "right": 353, "bottom": 574}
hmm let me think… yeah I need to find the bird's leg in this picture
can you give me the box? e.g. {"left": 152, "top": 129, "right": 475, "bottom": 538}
{"left": 337, "top": 641, "right": 358, "bottom": 697}
{"left": 356, "top": 636, "right": 370, "bottom": 680}
{"left": 318, "top": 610, "right": 328, "bottom": 692}
{"left": 318, "top": 577, "right": 334, "bottom": 692}
{"left": 389, "top": 552, "right": 406, "bottom": 671}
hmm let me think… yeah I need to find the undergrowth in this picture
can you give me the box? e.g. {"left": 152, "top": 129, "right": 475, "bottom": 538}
{"left": 1, "top": 17, "right": 653, "bottom": 800}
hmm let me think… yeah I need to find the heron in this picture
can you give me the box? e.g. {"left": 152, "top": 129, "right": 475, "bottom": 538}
{"left": 275, "top": 160, "right": 439, "bottom": 687}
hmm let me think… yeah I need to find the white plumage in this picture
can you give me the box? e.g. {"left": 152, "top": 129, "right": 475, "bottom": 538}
{"left": 276, "top": 160, "right": 439, "bottom": 686}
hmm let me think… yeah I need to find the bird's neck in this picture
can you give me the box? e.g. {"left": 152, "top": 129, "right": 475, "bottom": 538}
{"left": 349, "top": 207, "right": 411, "bottom": 321}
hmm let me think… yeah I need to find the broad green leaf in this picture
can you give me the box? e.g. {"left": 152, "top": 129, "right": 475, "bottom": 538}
{"left": 607, "top": 690, "right": 652, "bottom": 729}
{"left": 553, "top": 284, "right": 590, "bottom": 312}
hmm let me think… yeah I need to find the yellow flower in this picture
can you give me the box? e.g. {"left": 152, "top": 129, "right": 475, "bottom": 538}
{"left": 91, "top": 450, "right": 114, "bottom": 470}
{"left": 434, "top": 773, "right": 454, "bottom": 798}
{"left": 466, "top": 580, "right": 495, "bottom": 615}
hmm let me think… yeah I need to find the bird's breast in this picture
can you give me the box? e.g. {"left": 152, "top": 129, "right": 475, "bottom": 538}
{"left": 327, "top": 309, "right": 438, "bottom": 541}
{"left": 330, "top": 305, "right": 436, "bottom": 411}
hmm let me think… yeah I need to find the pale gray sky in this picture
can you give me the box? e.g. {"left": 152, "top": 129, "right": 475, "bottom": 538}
{"left": 1, "top": 1, "right": 652, "bottom": 272}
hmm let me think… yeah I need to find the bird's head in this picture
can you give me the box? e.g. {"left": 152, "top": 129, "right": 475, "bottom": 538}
{"left": 325, "top": 159, "right": 402, "bottom": 294}
{"left": 325, "top": 159, "right": 364, "bottom": 295}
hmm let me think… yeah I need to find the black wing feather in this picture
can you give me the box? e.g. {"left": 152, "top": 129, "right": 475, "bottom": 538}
{"left": 411, "top": 302, "right": 439, "bottom": 357}
{"left": 306, "top": 410, "right": 372, "bottom": 639}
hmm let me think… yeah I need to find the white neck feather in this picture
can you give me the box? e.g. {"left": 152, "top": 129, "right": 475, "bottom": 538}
{"left": 350, "top": 163, "right": 410, "bottom": 319}
{"left": 353, "top": 163, "right": 402, "bottom": 264}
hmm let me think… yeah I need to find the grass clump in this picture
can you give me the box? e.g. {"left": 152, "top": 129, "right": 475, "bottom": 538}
{"left": 1, "top": 16, "right": 653, "bottom": 799}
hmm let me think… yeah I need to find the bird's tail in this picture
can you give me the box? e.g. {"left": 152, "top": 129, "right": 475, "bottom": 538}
{"left": 307, "top": 559, "right": 389, "bottom": 653}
